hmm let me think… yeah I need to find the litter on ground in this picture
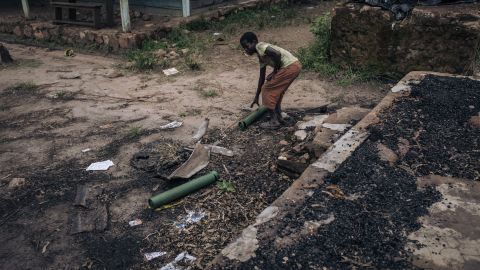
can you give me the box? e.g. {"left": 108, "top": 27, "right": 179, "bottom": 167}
{"left": 86, "top": 160, "right": 114, "bottom": 171}
{"left": 144, "top": 251, "right": 166, "bottom": 261}
{"left": 160, "top": 121, "right": 183, "bottom": 130}
{"left": 163, "top": 68, "right": 179, "bottom": 76}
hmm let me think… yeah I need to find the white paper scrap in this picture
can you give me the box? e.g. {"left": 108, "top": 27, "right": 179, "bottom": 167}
{"left": 128, "top": 219, "right": 143, "bottom": 227}
{"left": 163, "top": 68, "right": 179, "bottom": 76}
{"left": 144, "top": 251, "right": 166, "bottom": 261}
{"left": 86, "top": 160, "right": 114, "bottom": 171}
{"left": 160, "top": 121, "right": 183, "bottom": 130}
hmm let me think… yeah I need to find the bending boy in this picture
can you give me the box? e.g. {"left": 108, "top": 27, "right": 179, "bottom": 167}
{"left": 240, "top": 32, "right": 302, "bottom": 129}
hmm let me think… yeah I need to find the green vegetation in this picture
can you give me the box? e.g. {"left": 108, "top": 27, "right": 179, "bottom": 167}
{"left": 185, "top": 3, "right": 301, "bottom": 34}
{"left": 128, "top": 126, "right": 143, "bottom": 138}
{"left": 199, "top": 88, "right": 219, "bottom": 98}
{"left": 179, "top": 108, "right": 202, "bottom": 117}
{"left": 5, "top": 82, "right": 38, "bottom": 95}
{"left": 217, "top": 180, "right": 235, "bottom": 192}
{"left": 125, "top": 3, "right": 305, "bottom": 71}
{"left": 297, "top": 13, "right": 380, "bottom": 86}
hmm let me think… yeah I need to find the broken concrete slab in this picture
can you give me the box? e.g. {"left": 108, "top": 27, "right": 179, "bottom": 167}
{"left": 276, "top": 160, "right": 308, "bottom": 175}
{"left": 323, "top": 106, "right": 370, "bottom": 124}
{"left": 296, "top": 115, "right": 328, "bottom": 130}
{"left": 294, "top": 130, "right": 308, "bottom": 141}
{"left": 321, "top": 123, "right": 351, "bottom": 132}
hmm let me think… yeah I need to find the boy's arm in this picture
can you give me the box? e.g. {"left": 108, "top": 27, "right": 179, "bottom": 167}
{"left": 265, "top": 46, "right": 282, "bottom": 80}
{"left": 251, "top": 66, "right": 267, "bottom": 108}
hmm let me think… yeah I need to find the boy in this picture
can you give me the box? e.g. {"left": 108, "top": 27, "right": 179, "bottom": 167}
{"left": 240, "top": 32, "right": 302, "bottom": 129}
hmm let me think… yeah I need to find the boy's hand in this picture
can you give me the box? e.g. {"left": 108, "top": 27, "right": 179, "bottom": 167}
{"left": 250, "top": 97, "right": 259, "bottom": 108}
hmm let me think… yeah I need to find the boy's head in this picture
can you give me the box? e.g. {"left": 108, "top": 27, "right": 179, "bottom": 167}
{"left": 240, "top": 32, "right": 258, "bottom": 55}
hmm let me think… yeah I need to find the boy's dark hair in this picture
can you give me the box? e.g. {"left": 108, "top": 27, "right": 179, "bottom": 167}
{"left": 240, "top": 32, "right": 258, "bottom": 44}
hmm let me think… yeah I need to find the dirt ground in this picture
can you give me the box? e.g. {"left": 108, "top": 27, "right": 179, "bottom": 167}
{"left": 0, "top": 6, "right": 388, "bottom": 269}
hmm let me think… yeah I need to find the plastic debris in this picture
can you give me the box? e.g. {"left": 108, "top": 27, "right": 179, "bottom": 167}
{"left": 86, "top": 160, "right": 114, "bottom": 171}
{"left": 160, "top": 121, "right": 183, "bottom": 130}
{"left": 144, "top": 251, "right": 166, "bottom": 261}
{"left": 82, "top": 148, "right": 91, "bottom": 153}
{"left": 160, "top": 252, "right": 197, "bottom": 270}
{"left": 205, "top": 145, "right": 234, "bottom": 157}
{"left": 174, "top": 211, "right": 206, "bottom": 230}
{"left": 128, "top": 219, "right": 143, "bottom": 227}
{"left": 163, "top": 68, "right": 179, "bottom": 76}
{"left": 168, "top": 144, "right": 210, "bottom": 179}
{"left": 192, "top": 118, "right": 209, "bottom": 142}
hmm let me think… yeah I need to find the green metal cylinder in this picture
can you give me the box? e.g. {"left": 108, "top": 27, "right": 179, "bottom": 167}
{"left": 238, "top": 106, "right": 269, "bottom": 130}
{"left": 148, "top": 171, "right": 219, "bottom": 209}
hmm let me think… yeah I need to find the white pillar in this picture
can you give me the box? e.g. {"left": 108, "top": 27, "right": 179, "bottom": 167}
{"left": 182, "top": 0, "right": 190, "bottom": 17}
{"left": 119, "top": 0, "right": 131, "bottom": 32}
{"left": 21, "top": 0, "right": 30, "bottom": 19}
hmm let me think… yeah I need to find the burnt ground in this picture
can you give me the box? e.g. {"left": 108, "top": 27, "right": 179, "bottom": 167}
{"left": 236, "top": 75, "right": 480, "bottom": 269}
{"left": 0, "top": 107, "right": 316, "bottom": 269}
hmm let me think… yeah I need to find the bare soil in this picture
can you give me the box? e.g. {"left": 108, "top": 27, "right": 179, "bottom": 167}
{"left": 0, "top": 7, "right": 387, "bottom": 269}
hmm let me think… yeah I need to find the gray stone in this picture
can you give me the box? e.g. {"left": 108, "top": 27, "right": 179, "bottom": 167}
{"left": 8, "top": 178, "right": 26, "bottom": 189}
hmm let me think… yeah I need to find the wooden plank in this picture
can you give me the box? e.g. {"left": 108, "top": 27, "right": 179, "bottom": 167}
{"left": 50, "top": 2, "right": 103, "bottom": 8}
{"left": 21, "top": 0, "right": 30, "bottom": 19}
{"left": 119, "top": 0, "right": 131, "bottom": 32}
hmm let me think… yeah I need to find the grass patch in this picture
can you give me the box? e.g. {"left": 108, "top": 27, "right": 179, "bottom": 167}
{"left": 128, "top": 126, "right": 143, "bottom": 138}
{"left": 297, "top": 13, "right": 381, "bottom": 86}
{"left": 199, "top": 88, "right": 219, "bottom": 98}
{"left": 179, "top": 108, "right": 202, "bottom": 117}
{"left": 185, "top": 3, "right": 301, "bottom": 34}
{"left": 5, "top": 82, "right": 39, "bottom": 95}
{"left": 217, "top": 180, "right": 235, "bottom": 192}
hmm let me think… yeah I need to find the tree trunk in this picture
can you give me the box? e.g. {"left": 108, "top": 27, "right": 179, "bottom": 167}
{"left": 0, "top": 43, "right": 14, "bottom": 63}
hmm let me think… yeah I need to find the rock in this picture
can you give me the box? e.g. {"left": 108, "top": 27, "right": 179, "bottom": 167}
{"left": 297, "top": 115, "right": 328, "bottom": 129}
{"left": 277, "top": 160, "right": 308, "bottom": 174}
{"left": 59, "top": 73, "right": 81, "bottom": 79}
{"left": 133, "top": 10, "right": 142, "bottom": 18}
{"left": 8, "top": 178, "right": 26, "bottom": 189}
{"left": 118, "top": 34, "right": 131, "bottom": 49}
{"left": 0, "top": 43, "right": 14, "bottom": 63}
{"left": 182, "top": 29, "right": 191, "bottom": 34}
{"left": 292, "top": 144, "right": 303, "bottom": 153}
{"left": 180, "top": 48, "right": 189, "bottom": 56}
{"left": 13, "top": 26, "right": 23, "bottom": 37}
{"left": 142, "top": 14, "right": 152, "bottom": 21}
{"left": 213, "top": 32, "right": 226, "bottom": 41}
{"left": 104, "top": 70, "right": 123, "bottom": 79}
{"left": 168, "top": 51, "right": 179, "bottom": 59}
{"left": 397, "top": 138, "right": 410, "bottom": 157}
{"left": 311, "top": 127, "right": 338, "bottom": 155}
{"left": 294, "top": 130, "right": 308, "bottom": 141}
{"left": 23, "top": 25, "right": 33, "bottom": 37}
{"left": 376, "top": 143, "right": 398, "bottom": 166}
{"left": 323, "top": 106, "right": 370, "bottom": 124}
{"left": 469, "top": 115, "right": 480, "bottom": 128}
{"left": 154, "top": 48, "right": 167, "bottom": 58}
{"left": 279, "top": 140, "right": 289, "bottom": 146}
